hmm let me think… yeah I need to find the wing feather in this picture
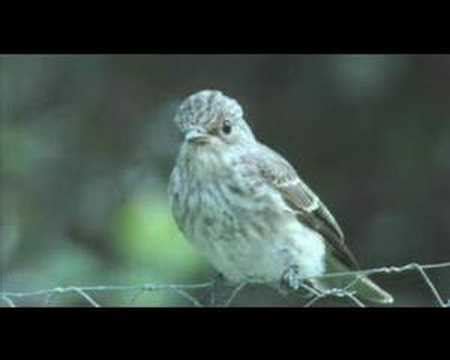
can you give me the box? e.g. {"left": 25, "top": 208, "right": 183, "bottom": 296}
{"left": 250, "top": 143, "right": 359, "bottom": 270}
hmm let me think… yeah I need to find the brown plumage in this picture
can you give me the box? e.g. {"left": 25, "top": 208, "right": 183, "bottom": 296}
{"left": 169, "top": 89, "right": 394, "bottom": 305}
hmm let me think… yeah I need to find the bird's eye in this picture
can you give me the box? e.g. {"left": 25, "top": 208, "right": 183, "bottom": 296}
{"left": 222, "top": 120, "right": 232, "bottom": 135}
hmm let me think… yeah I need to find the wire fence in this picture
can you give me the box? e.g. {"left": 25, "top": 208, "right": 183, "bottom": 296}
{"left": 1, "top": 261, "right": 450, "bottom": 307}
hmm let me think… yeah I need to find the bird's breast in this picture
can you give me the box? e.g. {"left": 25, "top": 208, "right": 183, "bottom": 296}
{"left": 171, "top": 147, "right": 326, "bottom": 283}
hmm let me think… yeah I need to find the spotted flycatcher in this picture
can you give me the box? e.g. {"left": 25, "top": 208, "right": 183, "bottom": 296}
{"left": 168, "top": 90, "right": 393, "bottom": 304}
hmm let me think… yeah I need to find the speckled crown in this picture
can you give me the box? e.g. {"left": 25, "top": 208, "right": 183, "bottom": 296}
{"left": 174, "top": 90, "right": 244, "bottom": 133}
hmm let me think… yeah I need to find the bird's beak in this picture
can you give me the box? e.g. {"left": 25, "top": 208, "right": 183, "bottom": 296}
{"left": 185, "top": 128, "right": 209, "bottom": 144}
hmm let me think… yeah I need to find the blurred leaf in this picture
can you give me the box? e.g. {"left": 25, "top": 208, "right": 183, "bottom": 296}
{"left": 112, "top": 190, "right": 206, "bottom": 280}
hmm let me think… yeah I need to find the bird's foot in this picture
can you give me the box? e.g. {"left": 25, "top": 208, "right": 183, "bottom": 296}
{"left": 207, "top": 273, "right": 247, "bottom": 307}
{"left": 208, "top": 272, "right": 231, "bottom": 306}
{"left": 280, "top": 265, "right": 316, "bottom": 299}
{"left": 282, "top": 265, "right": 302, "bottom": 290}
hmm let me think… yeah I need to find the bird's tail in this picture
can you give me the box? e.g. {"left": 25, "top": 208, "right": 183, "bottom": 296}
{"left": 310, "top": 256, "right": 394, "bottom": 305}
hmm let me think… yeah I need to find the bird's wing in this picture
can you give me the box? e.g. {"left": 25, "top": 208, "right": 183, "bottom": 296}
{"left": 250, "top": 143, "right": 359, "bottom": 270}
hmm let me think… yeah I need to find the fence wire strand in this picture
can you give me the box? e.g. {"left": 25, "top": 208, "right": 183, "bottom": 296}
{"left": 1, "top": 261, "right": 449, "bottom": 307}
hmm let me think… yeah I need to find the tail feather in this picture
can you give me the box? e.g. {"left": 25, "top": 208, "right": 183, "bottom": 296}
{"left": 311, "top": 256, "right": 394, "bottom": 305}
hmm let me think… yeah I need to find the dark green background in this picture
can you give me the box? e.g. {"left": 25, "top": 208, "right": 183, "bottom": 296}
{"left": 1, "top": 55, "right": 449, "bottom": 306}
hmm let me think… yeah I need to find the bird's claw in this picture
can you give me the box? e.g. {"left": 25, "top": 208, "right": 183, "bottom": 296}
{"left": 280, "top": 265, "right": 316, "bottom": 299}
{"left": 282, "top": 265, "right": 303, "bottom": 290}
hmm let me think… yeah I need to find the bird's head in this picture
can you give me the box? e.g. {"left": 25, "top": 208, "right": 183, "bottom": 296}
{"left": 174, "top": 90, "right": 255, "bottom": 149}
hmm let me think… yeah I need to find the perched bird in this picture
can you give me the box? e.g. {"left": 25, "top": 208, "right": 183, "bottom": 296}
{"left": 168, "top": 90, "right": 393, "bottom": 304}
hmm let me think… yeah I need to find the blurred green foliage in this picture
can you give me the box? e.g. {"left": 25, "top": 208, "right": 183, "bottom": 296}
{"left": 112, "top": 191, "right": 204, "bottom": 276}
{"left": 1, "top": 55, "right": 450, "bottom": 306}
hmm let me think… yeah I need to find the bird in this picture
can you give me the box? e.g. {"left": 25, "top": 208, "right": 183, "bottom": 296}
{"left": 168, "top": 89, "right": 393, "bottom": 305}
